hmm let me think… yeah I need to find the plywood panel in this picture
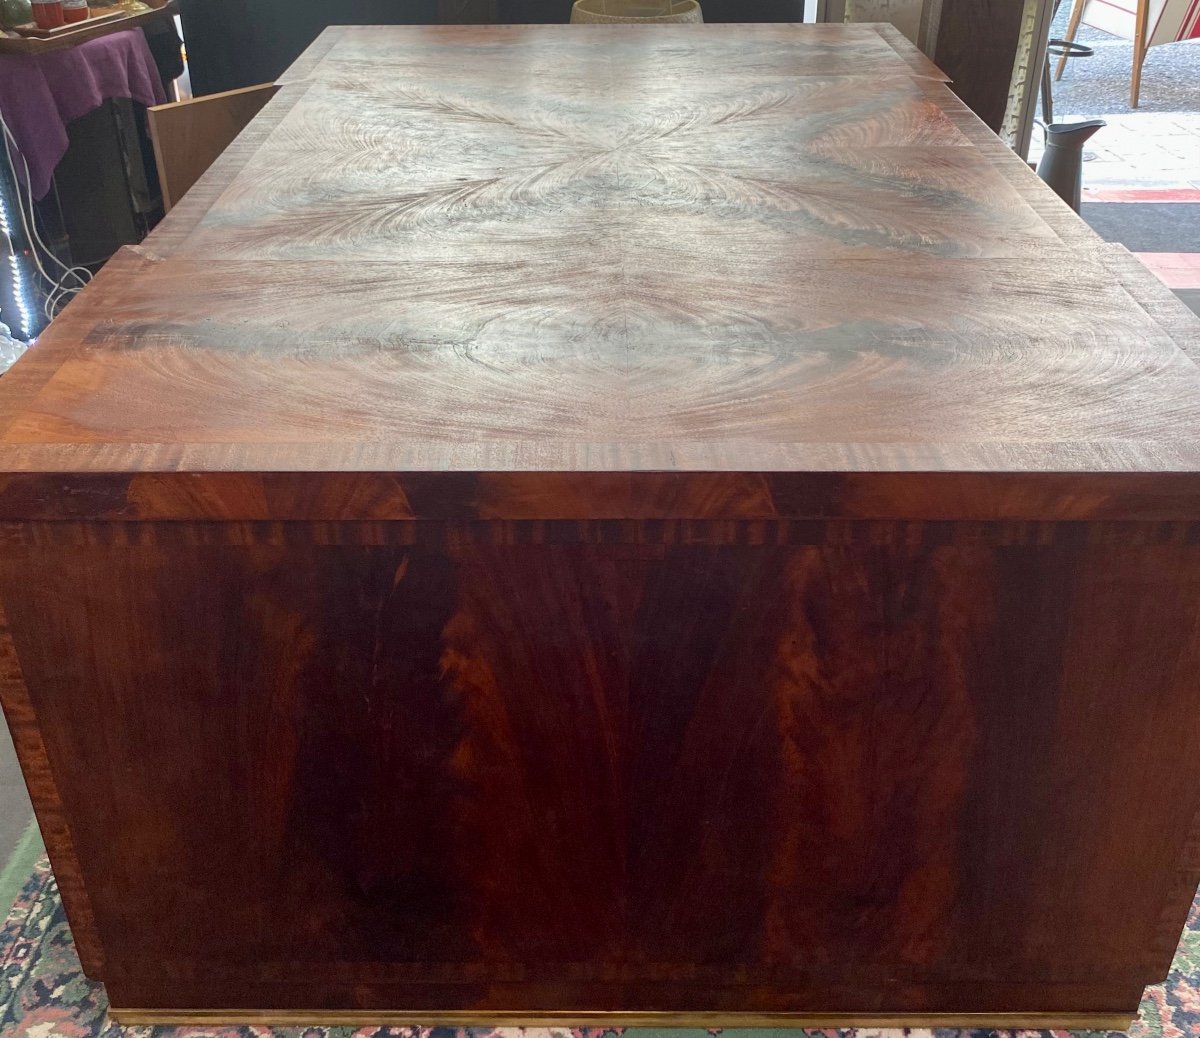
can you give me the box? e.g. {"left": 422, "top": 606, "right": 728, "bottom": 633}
{"left": 148, "top": 83, "right": 280, "bottom": 210}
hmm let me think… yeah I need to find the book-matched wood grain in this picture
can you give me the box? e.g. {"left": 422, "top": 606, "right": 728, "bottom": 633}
{"left": 0, "top": 25, "right": 1197, "bottom": 521}
{"left": 2, "top": 525, "right": 1199, "bottom": 1015}
{"left": 2, "top": 24, "right": 1200, "bottom": 1023}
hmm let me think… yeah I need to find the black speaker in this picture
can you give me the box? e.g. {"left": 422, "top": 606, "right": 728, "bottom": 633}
{"left": 37, "top": 98, "right": 161, "bottom": 271}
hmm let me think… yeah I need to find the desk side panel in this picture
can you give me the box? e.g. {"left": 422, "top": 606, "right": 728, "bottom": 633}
{"left": 0, "top": 600, "right": 105, "bottom": 978}
{"left": 1, "top": 520, "right": 1198, "bottom": 1015}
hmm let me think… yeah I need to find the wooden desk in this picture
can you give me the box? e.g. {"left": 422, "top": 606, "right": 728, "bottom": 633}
{"left": 1, "top": 23, "right": 1200, "bottom": 1027}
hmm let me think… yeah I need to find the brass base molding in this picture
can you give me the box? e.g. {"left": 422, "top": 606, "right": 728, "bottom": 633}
{"left": 108, "top": 1009, "right": 1138, "bottom": 1029}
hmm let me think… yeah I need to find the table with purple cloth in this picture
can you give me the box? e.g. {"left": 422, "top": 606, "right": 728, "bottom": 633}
{"left": 0, "top": 29, "right": 165, "bottom": 200}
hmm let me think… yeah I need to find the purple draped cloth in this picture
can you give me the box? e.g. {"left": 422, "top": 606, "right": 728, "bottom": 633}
{"left": 0, "top": 29, "right": 166, "bottom": 200}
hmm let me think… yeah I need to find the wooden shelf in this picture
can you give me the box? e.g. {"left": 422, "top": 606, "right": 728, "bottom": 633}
{"left": 0, "top": 0, "right": 176, "bottom": 55}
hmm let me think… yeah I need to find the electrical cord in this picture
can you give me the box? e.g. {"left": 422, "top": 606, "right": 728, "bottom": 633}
{"left": 2, "top": 120, "right": 92, "bottom": 295}
{"left": 0, "top": 110, "right": 93, "bottom": 324}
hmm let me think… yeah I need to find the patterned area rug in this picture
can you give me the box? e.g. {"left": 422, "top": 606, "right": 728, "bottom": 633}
{"left": 2, "top": 854, "right": 1198, "bottom": 1038}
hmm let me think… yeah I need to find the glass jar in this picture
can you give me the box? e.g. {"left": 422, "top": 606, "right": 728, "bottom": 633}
{"left": 30, "top": 0, "right": 65, "bottom": 29}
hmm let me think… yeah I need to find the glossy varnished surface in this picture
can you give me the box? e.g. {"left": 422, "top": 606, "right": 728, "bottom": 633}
{"left": 3, "top": 520, "right": 1200, "bottom": 1017}
{"left": 0, "top": 25, "right": 1198, "bottom": 522}
{"left": 3, "top": 24, "right": 1200, "bottom": 1024}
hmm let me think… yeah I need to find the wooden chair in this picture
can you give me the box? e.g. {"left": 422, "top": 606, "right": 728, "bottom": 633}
{"left": 1055, "top": 0, "right": 1200, "bottom": 108}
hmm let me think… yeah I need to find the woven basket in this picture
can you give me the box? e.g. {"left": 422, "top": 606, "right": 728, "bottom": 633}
{"left": 570, "top": 0, "right": 703, "bottom": 23}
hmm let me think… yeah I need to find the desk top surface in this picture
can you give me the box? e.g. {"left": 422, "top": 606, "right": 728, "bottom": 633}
{"left": 2, "top": 23, "right": 1199, "bottom": 522}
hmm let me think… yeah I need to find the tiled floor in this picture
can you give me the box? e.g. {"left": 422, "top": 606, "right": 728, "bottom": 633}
{"left": 1029, "top": 111, "right": 1200, "bottom": 191}
{"left": 1075, "top": 112, "right": 1200, "bottom": 190}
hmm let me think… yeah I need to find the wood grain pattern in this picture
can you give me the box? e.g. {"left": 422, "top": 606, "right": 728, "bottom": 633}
{"left": 1, "top": 24, "right": 1200, "bottom": 1023}
{"left": 0, "top": 24, "right": 1197, "bottom": 520}
{"left": 0, "top": 601, "right": 104, "bottom": 979}
{"left": 108, "top": 1011, "right": 1140, "bottom": 1029}
{"left": 1, "top": 528, "right": 1199, "bottom": 1016}
{"left": 149, "top": 84, "right": 281, "bottom": 211}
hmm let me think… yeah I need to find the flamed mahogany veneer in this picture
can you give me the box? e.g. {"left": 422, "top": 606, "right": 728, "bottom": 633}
{"left": 2, "top": 23, "right": 1200, "bottom": 1028}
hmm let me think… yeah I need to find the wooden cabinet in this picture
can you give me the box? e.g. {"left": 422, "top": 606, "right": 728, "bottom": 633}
{"left": 1, "top": 23, "right": 1199, "bottom": 1027}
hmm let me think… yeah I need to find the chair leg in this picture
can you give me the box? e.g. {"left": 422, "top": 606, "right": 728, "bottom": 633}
{"left": 1055, "top": 0, "right": 1086, "bottom": 80}
{"left": 1131, "top": 0, "right": 1151, "bottom": 107}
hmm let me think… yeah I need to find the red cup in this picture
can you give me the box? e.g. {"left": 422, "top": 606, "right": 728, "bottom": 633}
{"left": 31, "top": 0, "right": 66, "bottom": 29}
